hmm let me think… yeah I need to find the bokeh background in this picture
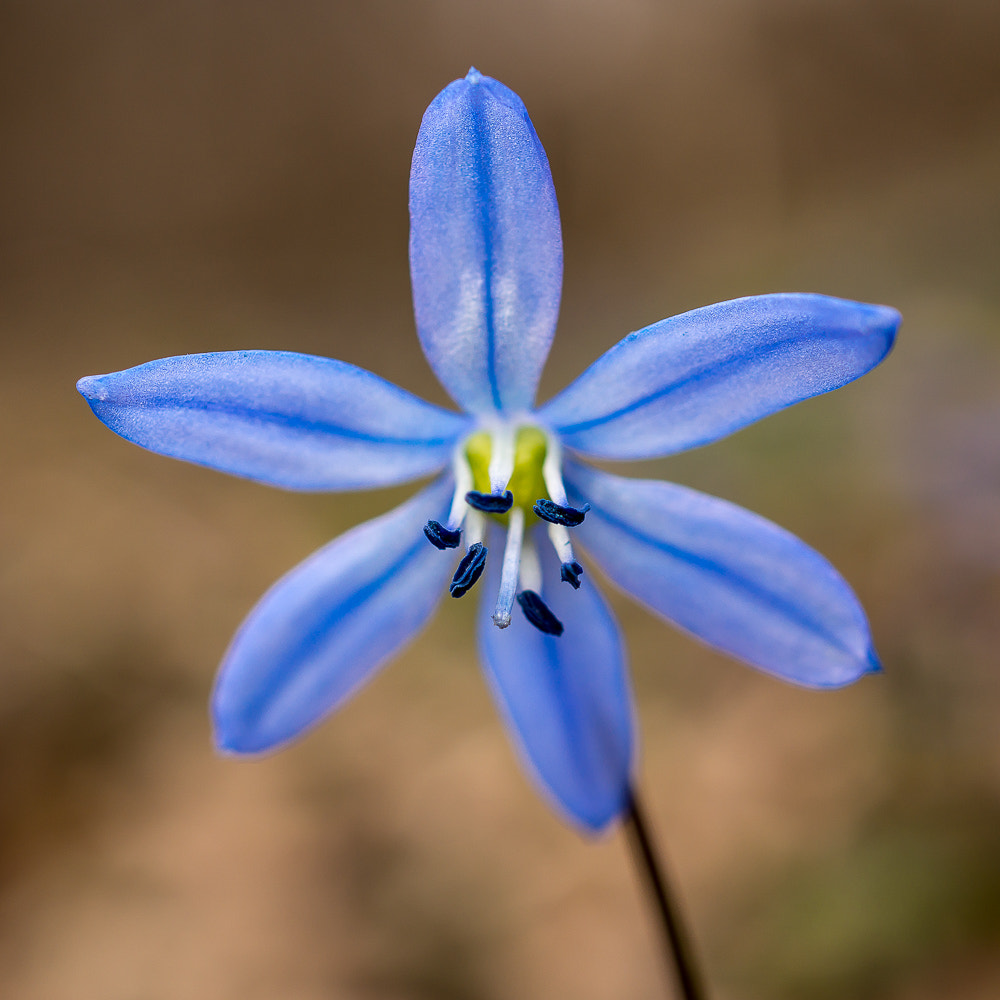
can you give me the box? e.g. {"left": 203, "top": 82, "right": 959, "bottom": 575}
{"left": 2, "top": 2, "right": 999, "bottom": 997}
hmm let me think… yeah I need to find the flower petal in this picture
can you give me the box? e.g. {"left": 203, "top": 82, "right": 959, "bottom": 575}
{"left": 566, "top": 462, "right": 879, "bottom": 687}
{"left": 77, "top": 351, "right": 470, "bottom": 490}
{"left": 539, "top": 294, "right": 899, "bottom": 458}
{"left": 477, "top": 526, "right": 634, "bottom": 832}
{"left": 409, "top": 68, "right": 563, "bottom": 415}
{"left": 212, "top": 476, "right": 457, "bottom": 752}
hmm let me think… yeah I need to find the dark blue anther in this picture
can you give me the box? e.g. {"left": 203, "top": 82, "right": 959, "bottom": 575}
{"left": 450, "top": 542, "right": 487, "bottom": 598}
{"left": 465, "top": 490, "right": 514, "bottom": 514}
{"left": 533, "top": 499, "right": 591, "bottom": 527}
{"left": 423, "top": 519, "right": 461, "bottom": 550}
{"left": 516, "top": 590, "right": 564, "bottom": 636}
{"left": 560, "top": 561, "right": 584, "bottom": 589}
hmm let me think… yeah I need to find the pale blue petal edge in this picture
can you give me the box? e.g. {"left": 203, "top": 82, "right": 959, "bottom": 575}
{"left": 77, "top": 351, "right": 470, "bottom": 491}
{"left": 477, "top": 525, "right": 634, "bottom": 833}
{"left": 409, "top": 68, "right": 563, "bottom": 415}
{"left": 539, "top": 294, "right": 899, "bottom": 459}
{"left": 212, "top": 475, "right": 457, "bottom": 752}
{"left": 566, "top": 462, "right": 880, "bottom": 687}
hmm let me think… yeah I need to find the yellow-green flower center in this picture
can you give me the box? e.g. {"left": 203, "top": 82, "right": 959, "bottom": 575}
{"left": 465, "top": 425, "right": 549, "bottom": 524}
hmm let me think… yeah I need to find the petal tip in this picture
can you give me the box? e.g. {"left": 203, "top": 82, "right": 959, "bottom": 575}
{"left": 214, "top": 738, "right": 244, "bottom": 758}
{"left": 212, "top": 716, "right": 280, "bottom": 757}
{"left": 567, "top": 787, "right": 631, "bottom": 836}
{"left": 866, "top": 648, "right": 884, "bottom": 674}
{"left": 76, "top": 374, "right": 108, "bottom": 402}
{"left": 465, "top": 66, "right": 483, "bottom": 83}
{"left": 864, "top": 302, "right": 902, "bottom": 345}
{"left": 878, "top": 304, "right": 902, "bottom": 328}
{"left": 212, "top": 694, "right": 280, "bottom": 757}
{"left": 213, "top": 728, "right": 254, "bottom": 756}
{"left": 806, "top": 652, "right": 881, "bottom": 689}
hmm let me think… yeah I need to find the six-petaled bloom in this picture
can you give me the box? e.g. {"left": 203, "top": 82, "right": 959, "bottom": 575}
{"left": 77, "top": 69, "right": 899, "bottom": 833}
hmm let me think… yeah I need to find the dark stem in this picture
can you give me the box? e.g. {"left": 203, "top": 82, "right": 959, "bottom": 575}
{"left": 624, "top": 788, "right": 708, "bottom": 1000}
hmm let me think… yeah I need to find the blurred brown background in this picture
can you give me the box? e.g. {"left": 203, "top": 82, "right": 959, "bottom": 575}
{"left": 2, "top": 1, "right": 999, "bottom": 998}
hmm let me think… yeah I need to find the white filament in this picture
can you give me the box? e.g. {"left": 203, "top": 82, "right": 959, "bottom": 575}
{"left": 446, "top": 451, "right": 474, "bottom": 530}
{"left": 541, "top": 432, "right": 569, "bottom": 506}
{"left": 518, "top": 533, "right": 542, "bottom": 594}
{"left": 464, "top": 509, "right": 486, "bottom": 548}
{"left": 546, "top": 521, "right": 575, "bottom": 565}
{"left": 487, "top": 423, "right": 516, "bottom": 495}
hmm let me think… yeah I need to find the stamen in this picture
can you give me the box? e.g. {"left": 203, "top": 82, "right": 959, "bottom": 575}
{"left": 560, "top": 561, "right": 584, "bottom": 589}
{"left": 487, "top": 423, "right": 516, "bottom": 495}
{"left": 450, "top": 542, "right": 487, "bottom": 598}
{"left": 464, "top": 509, "right": 486, "bottom": 548}
{"left": 533, "top": 498, "right": 591, "bottom": 526}
{"left": 516, "top": 590, "right": 564, "bottom": 636}
{"left": 518, "top": 536, "right": 542, "bottom": 594}
{"left": 446, "top": 452, "right": 475, "bottom": 528}
{"left": 423, "top": 520, "right": 461, "bottom": 549}
{"left": 541, "top": 434, "right": 569, "bottom": 506}
{"left": 546, "top": 521, "right": 574, "bottom": 564}
{"left": 492, "top": 506, "right": 524, "bottom": 628}
{"left": 426, "top": 449, "right": 476, "bottom": 549}
{"left": 466, "top": 489, "right": 513, "bottom": 514}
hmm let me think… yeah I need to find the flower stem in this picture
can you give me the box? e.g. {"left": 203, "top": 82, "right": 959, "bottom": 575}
{"left": 624, "top": 788, "right": 708, "bottom": 1000}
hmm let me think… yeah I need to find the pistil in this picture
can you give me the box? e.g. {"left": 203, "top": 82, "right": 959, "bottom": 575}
{"left": 492, "top": 505, "right": 524, "bottom": 628}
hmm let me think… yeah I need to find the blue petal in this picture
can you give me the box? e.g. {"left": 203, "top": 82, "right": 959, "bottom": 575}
{"left": 212, "top": 476, "right": 457, "bottom": 752}
{"left": 566, "top": 462, "right": 880, "bottom": 687}
{"left": 477, "top": 526, "right": 634, "bottom": 832}
{"left": 409, "top": 68, "right": 563, "bottom": 415}
{"left": 77, "top": 351, "right": 470, "bottom": 491}
{"left": 539, "top": 294, "right": 899, "bottom": 458}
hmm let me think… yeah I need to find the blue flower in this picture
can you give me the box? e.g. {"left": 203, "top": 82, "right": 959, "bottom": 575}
{"left": 77, "top": 69, "right": 899, "bottom": 833}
